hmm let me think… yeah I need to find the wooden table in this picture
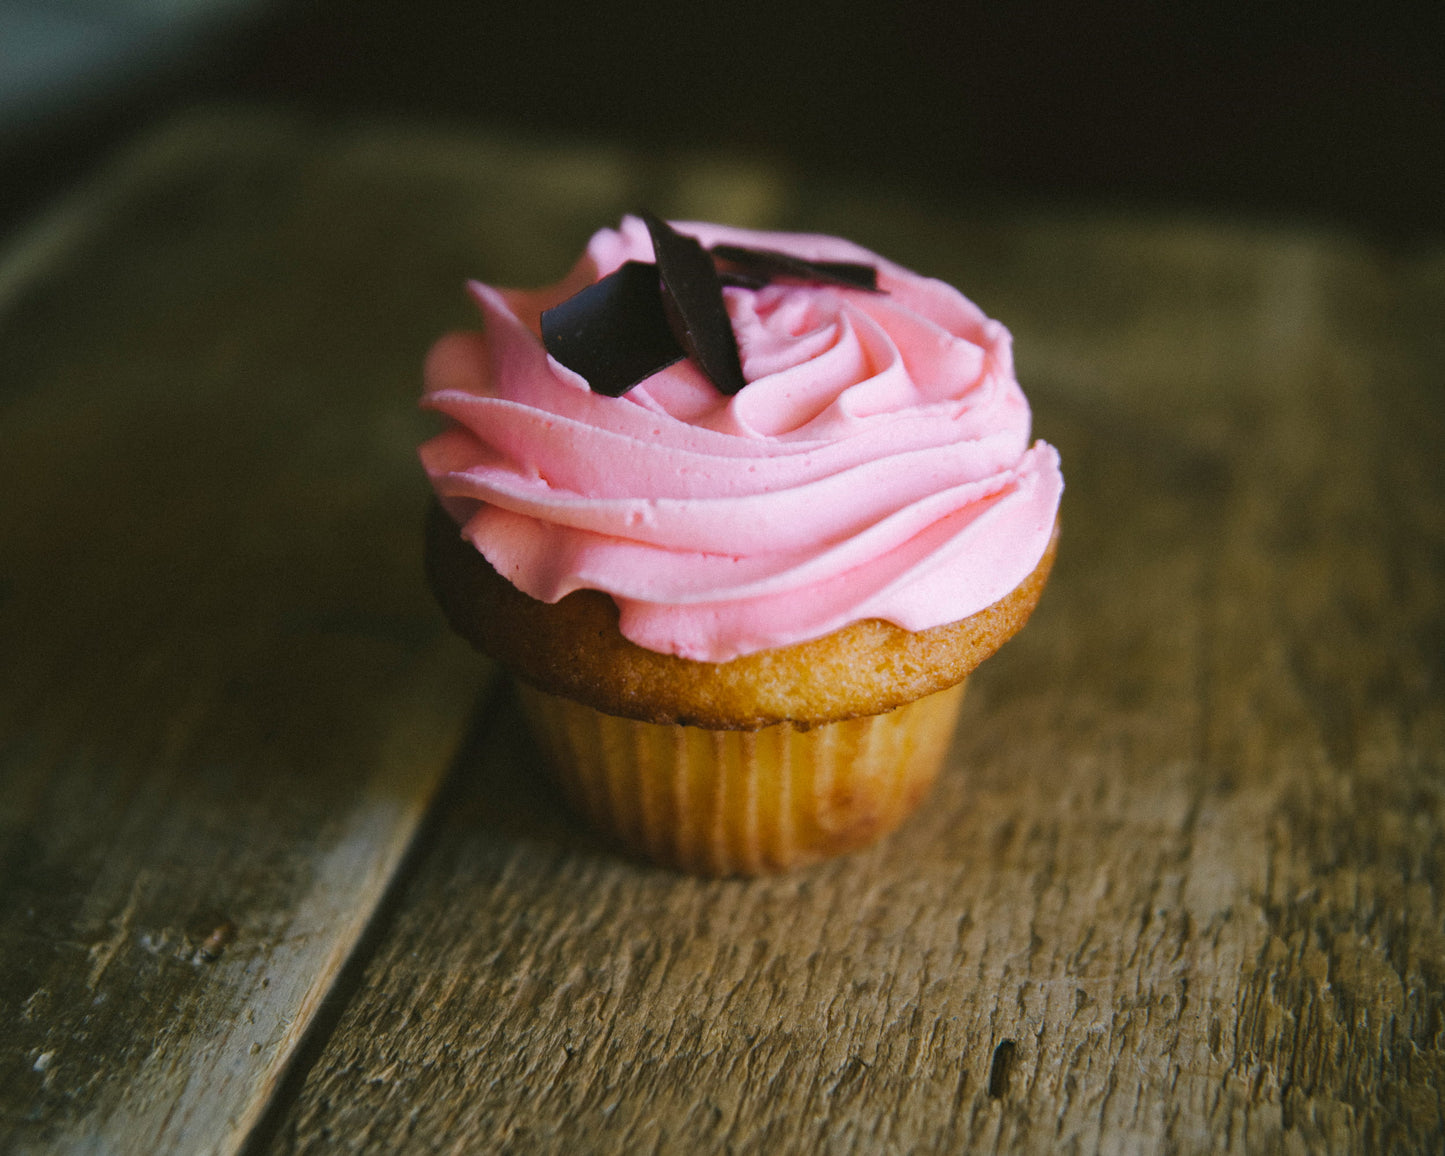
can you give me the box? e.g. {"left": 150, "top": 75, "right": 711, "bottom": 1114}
{"left": 2, "top": 109, "right": 1441, "bottom": 1154}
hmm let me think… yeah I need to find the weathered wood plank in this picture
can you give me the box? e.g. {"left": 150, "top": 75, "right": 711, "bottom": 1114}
{"left": 256, "top": 172, "right": 1444, "bottom": 1153}
{"left": 0, "top": 111, "right": 651, "bottom": 1153}
{"left": 4, "top": 110, "right": 1440, "bottom": 1154}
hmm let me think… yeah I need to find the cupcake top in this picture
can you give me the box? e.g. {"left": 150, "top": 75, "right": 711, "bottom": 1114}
{"left": 421, "top": 215, "right": 1063, "bottom": 663}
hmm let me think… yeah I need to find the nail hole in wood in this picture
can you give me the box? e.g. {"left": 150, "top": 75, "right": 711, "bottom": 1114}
{"left": 987, "top": 1039, "right": 1016, "bottom": 1099}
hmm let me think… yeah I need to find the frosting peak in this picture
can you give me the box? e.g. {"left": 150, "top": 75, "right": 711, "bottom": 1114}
{"left": 421, "top": 217, "right": 1063, "bottom": 662}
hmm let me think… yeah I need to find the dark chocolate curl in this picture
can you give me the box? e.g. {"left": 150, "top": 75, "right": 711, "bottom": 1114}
{"left": 718, "top": 270, "right": 770, "bottom": 291}
{"left": 641, "top": 212, "right": 748, "bottom": 396}
{"left": 540, "top": 260, "right": 685, "bottom": 397}
{"left": 710, "top": 243, "right": 880, "bottom": 292}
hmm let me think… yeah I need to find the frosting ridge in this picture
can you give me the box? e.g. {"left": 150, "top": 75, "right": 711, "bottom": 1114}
{"left": 421, "top": 216, "right": 1063, "bottom": 662}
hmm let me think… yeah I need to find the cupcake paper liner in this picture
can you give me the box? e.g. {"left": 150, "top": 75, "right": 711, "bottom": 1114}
{"left": 515, "top": 679, "right": 969, "bottom": 875}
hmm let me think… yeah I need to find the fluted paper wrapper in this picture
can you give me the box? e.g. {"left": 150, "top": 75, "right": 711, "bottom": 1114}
{"left": 515, "top": 679, "right": 968, "bottom": 875}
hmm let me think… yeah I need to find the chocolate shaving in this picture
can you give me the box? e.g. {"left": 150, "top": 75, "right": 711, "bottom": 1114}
{"left": 641, "top": 212, "right": 747, "bottom": 396}
{"left": 539, "top": 215, "right": 884, "bottom": 397}
{"left": 710, "top": 243, "right": 880, "bottom": 292}
{"left": 718, "top": 270, "right": 771, "bottom": 291}
{"left": 540, "top": 260, "right": 685, "bottom": 397}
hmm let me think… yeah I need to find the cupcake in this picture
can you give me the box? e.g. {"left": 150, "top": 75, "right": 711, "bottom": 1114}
{"left": 421, "top": 213, "right": 1062, "bottom": 875}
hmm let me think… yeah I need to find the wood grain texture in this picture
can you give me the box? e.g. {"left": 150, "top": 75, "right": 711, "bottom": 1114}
{"left": 250, "top": 149, "right": 1441, "bottom": 1152}
{"left": 0, "top": 113, "right": 511, "bottom": 1154}
{"left": 2, "top": 109, "right": 1441, "bottom": 1154}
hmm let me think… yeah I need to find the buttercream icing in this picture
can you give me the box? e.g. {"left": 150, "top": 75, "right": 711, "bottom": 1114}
{"left": 421, "top": 215, "right": 1063, "bottom": 662}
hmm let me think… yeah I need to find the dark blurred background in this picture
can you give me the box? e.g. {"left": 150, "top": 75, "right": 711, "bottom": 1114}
{"left": 2, "top": 0, "right": 1441, "bottom": 246}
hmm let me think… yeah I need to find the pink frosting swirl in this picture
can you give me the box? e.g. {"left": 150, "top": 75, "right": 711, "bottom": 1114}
{"left": 421, "top": 216, "right": 1063, "bottom": 662}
